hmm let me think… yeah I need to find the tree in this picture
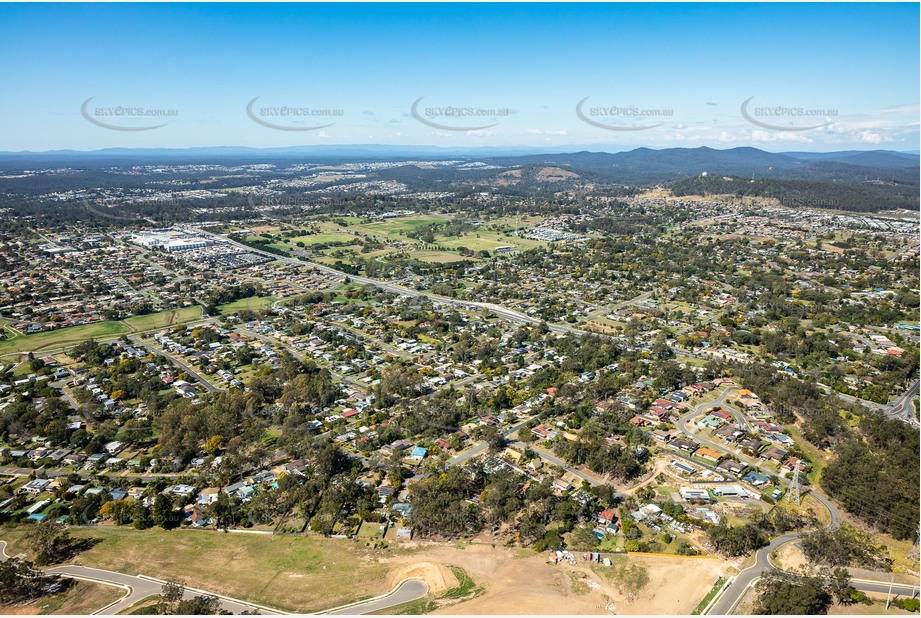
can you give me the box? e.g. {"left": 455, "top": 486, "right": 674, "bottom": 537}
{"left": 570, "top": 524, "right": 601, "bottom": 550}
{"left": 204, "top": 435, "right": 224, "bottom": 455}
{"left": 152, "top": 494, "right": 177, "bottom": 530}
{"left": 176, "top": 595, "right": 221, "bottom": 615}
{"left": 753, "top": 572, "right": 832, "bottom": 615}
{"left": 157, "top": 580, "right": 185, "bottom": 615}
{"left": 32, "top": 519, "right": 73, "bottom": 565}
{"left": 132, "top": 501, "right": 152, "bottom": 530}
{"left": 707, "top": 522, "right": 768, "bottom": 557}
{"left": 826, "top": 567, "right": 857, "bottom": 605}
{"left": 0, "top": 558, "right": 55, "bottom": 605}
{"left": 482, "top": 426, "right": 506, "bottom": 454}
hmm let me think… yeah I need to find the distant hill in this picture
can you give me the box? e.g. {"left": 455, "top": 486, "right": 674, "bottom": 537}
{"left": 1, "top": 145, "right": 916, "bottom": 213}
{"left": 485, "top": 147, "right": 919, "bottom": 185}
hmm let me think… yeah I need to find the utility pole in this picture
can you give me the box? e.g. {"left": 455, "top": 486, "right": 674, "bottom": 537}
{"left": 908, "top": 523, "right": 920, "bottom": 571}
{"left": 885, "top": 548, "right": 894, "bottom": 609}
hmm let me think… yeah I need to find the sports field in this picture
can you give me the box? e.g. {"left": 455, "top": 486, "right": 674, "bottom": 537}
{"left": 216, "top": 296, "right": 277, "bottom": 313}
{"left": 0, "top": 306, "right": 203, "bottom": 357}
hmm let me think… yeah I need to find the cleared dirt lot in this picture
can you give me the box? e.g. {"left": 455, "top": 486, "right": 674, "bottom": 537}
{"left": 385, "top": 543, "right": 728, "bottom": 615}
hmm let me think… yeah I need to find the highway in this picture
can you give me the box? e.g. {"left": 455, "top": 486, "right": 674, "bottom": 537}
{"left": 197, "top": 228, "right": 574, "bottom": 333}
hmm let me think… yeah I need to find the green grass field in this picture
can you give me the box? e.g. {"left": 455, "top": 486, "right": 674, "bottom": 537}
{"left": 0, "top": 525, "right": 394, "bottom": 613}
{"left": 217, "top": 296, "right": 277, "bottom": 313}
{"left": 0, "top": 321, "right": 130, "bottom": 356}
{"left": 288, "top": 231, "right": 359, "bottom": 246}
{"left": 122, "top": 306, "right": 202, "bottom": 331}
{"left": 246, "top": 214, "right": 550, "bottom": 267}
{"left": 0, "top": 307, "right": 204, "bottom": 357}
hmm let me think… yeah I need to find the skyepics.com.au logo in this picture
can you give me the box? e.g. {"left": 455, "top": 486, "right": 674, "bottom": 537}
{"left": 741, "top": 96, "right": 837, "bottom": 131}
{"left": 81, "top": 97, "right": 178, "bottom": 131}
{"left": 410, "top": 97, "right": 517, "bottom": 131}
{"left": 246, "top": 97, "right": 343, "bottom": 131}
{"left": 576, "top": 97, "right": 673, "bottom": 131}
{"left": 246, "top": 193, "right": 313, "bottom": 210}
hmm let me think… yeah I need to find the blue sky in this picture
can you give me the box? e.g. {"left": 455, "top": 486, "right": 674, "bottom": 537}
{"left": 1, "top": 2, "right": 918, "bottom": 152}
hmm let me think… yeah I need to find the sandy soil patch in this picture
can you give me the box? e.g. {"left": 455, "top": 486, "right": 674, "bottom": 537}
{"left": 771, "top": 541, "right": 810, "bottom": 573}
{"left": 535, "top": 167, "right": 579, "bottom": 182}
{"left": 386, "top": 561, "right": 458, "bottom": 595}
{"left": 387, "top": 543, "right": 728, "bottom": 615}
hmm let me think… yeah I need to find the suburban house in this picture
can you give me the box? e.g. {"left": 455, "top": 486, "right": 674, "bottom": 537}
{"left": 717, "top": 459, "right": 746, "bottom": 476}
{"left": 680, "top": 487, "right": 710, "bottom": 501}
{"left": 597, "top": 509, "right": 617, "bottom": 526}
{"left": 183, "top": 504, "right": 209, "bottom": 527}
{"left": 743, "top": 471, "right": 771, "bottom": 486}
{"left": 21, "top": 479, "right": 52, "bottom": 494}
{"left": 695, "top": 447, "right": 722, "bottom": 462}
{"left": 761, "top": 447, "right": 787, "bottom": 462}
{"left": 669, "top": 438, "right": 699, "bottom": 453}
{"left": 715, "top": 426, "right": 743, "bottom": 442}
{"left": 783, "top": 457, "right": 807, "bottom": 472}
{"left": 531, "top": 424, "right": 558, "bottom": 440}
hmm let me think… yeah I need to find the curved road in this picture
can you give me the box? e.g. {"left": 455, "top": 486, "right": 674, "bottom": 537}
{"left": 887, "top": 379, "right": 920, "bottom": 427}
{"left": 322, "top": 579, "right": 429, "bottom": 615}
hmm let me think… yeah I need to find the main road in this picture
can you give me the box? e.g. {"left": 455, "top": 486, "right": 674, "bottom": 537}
{"left": 194, "top": 228, "right": 574, "bottom": 334}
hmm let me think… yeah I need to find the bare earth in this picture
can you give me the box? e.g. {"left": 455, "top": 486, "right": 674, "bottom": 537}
{"left": 384, "top": 543, "right": 727, "bottom": 615}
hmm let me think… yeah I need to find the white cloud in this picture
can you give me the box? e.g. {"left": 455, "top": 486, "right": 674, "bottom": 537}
{"left": 527, "top": 128, "right": 568, "bottom": 135}
{"left": 750, "top": 130, "right": 814, "bottom": 143}
{"left": 868, "top": 103, "right": 920, "bottom": 116}
{"left": 856, "top": 131, "right": 889, "bottom": 144}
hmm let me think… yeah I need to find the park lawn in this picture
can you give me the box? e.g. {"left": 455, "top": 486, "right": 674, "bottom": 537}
{"left": 349, "top": 214, "right": 450, "bottom": 238}
{"left": 0, "top": 321, "right": 130, "bottom": 356}
{"left": 217, "top": 296, "right": 276, "bottom": 313}
{"left": 407, "top": 250, "right": 467, "bottom": 264}
{"left": 122, "top": 306, "right": 203, "bottom": 332}
{"left": 288, "top": 231, "right": 358, "bottom": 247}
{"left": 437, "top": 233, "right": 544, "bottom": 253}
{"left": 3, "top": 526, "right": 395, "bottom": 613}
{"left": 486, "top": 214, "right": 544, "bottom": 228}
{"left": 0, "top": 307, "right": 206, "bottom": 358}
